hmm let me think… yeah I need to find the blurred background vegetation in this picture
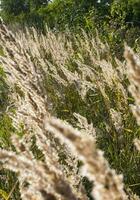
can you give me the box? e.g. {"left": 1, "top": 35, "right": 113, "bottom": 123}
{"left": 1, "top": 0, "right": 140, "bottom": 58}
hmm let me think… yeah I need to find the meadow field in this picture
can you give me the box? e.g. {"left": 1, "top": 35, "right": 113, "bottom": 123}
{"left": 1, "top": 1, "right": 140, "bottom": 200}
{"left": 0, "top": 18, "right": 140, "bottom": 199}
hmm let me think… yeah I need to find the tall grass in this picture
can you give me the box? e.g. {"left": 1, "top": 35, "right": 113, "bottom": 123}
{"left": 0, "top": 21, "right": 140, "bottom": 199}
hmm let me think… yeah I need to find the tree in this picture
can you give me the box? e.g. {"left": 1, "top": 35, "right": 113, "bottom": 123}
{"left": 30, "top": 0, "right": 49, "bottom": 9}
{"left": 128, "top": 0, "right": 140, "bottom": 23}
{"left": 1, "top": 0, "right": 29, "bottom": 16}
{"left": 0, "top": 0, "right": 51, "bottom": 29}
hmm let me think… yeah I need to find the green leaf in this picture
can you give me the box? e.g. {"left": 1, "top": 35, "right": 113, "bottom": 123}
{"left": 0, "top": 189, "right": 9, "bottom": 200}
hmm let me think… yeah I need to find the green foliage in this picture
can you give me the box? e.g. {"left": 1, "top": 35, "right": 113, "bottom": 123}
{"left": 0, "top": 68, "right": 9, "bottom": 112}
{"left": 0, "top": 114, "right": 15, "bottom": 148}
{"left": 1, "top": 0, "right": 140, "bottom": 57}
{"left": 82, "top": 176, "right": 93, "bottom": 200}
{"left": 0, "top": 67, "right": 20, "bottom": 199}
{"left": 0, "top": 0, "right": 50, "bottom": 29}
{"left": 0, "top": 169, "right": 20, "bottom": 200}
{"left": 0, "top": 189, "right": 9, "bottom": 200}
{"left": 33, "top": 0, "right": 138, "bottom": 58}
{"left": 128, "top": 0, "right": 140, "bottom": 21}
{"left": 1, "top": 0, "right": 29, "bottom": 16}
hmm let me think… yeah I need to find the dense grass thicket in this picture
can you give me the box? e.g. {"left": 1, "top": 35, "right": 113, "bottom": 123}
{"left": 0, "top": 21, "right": 139, "bottom": 199}
{"left": 0, "top": 0, "right": 140, "bottom": 200}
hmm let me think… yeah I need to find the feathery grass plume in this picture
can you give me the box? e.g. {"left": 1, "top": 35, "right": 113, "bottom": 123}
{"left": 0, "top": 19, "right": 138, "bottom": 199}
{"left": 0, "top": 20, "right": 49, "bottom": 129}
{"left": 124, "top": 46, "right": 140, "bottom": 125}
{"left": 124, "top": 46, "right": 140, "bottom": 149}
{"left": 73, "top": 112, "right": 96, "bottom": 137}
{"left": 109, "top": 109, "right": 124, "bottom": 133}
{"left": 0, "top": 20, "right": 87, "bottom": 199}
{"left": 44, "top": 117, "right": 127, "bottom": 200}
{"left": 0, "top": 149, "right": 79, "bottom": 200}
{"left": 1, "top": 132, "right": 88, "bottom": 200}
{"left": 134, "top": 138, "right": 140, "bottom": 152}
{"left": 0, "top": 115, "right": 128, "bottom": 200}
{"left": 0, "top": 21, "right": 138, "bottom": 199}
{"left": 127, "top": 190, "right": 140, "bottom": 200}
{"left": 49, "top": 30, "right": 128, "bottom": 125}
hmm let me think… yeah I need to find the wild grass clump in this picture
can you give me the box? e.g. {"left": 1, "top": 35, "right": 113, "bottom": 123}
{"left": 124, "top": 46, "right": 140, "bottom": 163}
{"left": 0, "top": 21, "right": 140, "bottom": 199}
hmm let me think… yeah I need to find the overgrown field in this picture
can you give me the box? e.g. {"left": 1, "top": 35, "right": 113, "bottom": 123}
{"left": 0, "top": 21, "right": 140, "bottom": 199}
